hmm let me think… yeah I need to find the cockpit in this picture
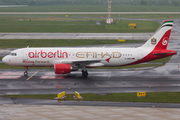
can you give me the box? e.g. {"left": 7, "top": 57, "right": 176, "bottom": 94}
{"left": 9, "top": 53, "right": 17, "bottom": 56}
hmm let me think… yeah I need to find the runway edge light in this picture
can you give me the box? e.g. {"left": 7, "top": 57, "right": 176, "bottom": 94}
{"left": 74, "top": 91, "right": 83, "bottom": 99}
{"left": 137, "top": 92, "right": 146, "bottom": 97}
{"left": 54, "top": 91, "right": 66, "bottom": 100}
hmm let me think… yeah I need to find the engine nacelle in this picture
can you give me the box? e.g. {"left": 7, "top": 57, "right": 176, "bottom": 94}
{"left": 54, "top": 64, "right": 71, "bottom": 74}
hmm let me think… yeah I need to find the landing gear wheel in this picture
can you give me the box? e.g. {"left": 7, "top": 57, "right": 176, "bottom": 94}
{"left": 24, "top": 66, "right": 28, "bottom": 76}
{"left": 82, "top": 70, "right": 88, "bottom": 77}
{"left": 24, "top": 71, "right": 28, "bottom": 76}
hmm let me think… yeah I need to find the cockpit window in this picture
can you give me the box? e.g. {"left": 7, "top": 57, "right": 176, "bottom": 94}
{"left": 10, "top": 53, "right": 17, "bottom": 56}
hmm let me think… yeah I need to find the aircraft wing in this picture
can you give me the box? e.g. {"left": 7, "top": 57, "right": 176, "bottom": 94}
{"left": 52, "top": 59, "right": 104, "bottom": 67}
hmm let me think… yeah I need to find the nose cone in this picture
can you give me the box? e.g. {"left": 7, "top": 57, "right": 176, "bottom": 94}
{"left": 2, "top": 56, "right": 8, "bottom": 64}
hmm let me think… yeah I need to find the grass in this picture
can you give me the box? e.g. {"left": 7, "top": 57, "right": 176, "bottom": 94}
{"left": 0, "top": 39, "right": 144, "bottom": 48}
{"left": 2, "top": 14, "right": 179, "bottom": 20}
{"left": 106, "top": 20, "right": 159, "bottom": 33}
{"left": 0, "top": 16, "right": 160, "bottom": 33}
{"left": 1, "top": 5, "right": 180, "bottom": 12}
{"left": 2, "top": 92, "right": 180, "bottom": 103}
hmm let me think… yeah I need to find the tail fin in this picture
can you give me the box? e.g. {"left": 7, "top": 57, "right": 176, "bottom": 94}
{"left": 141, "top": 20, "right": 173, "bottom": 50}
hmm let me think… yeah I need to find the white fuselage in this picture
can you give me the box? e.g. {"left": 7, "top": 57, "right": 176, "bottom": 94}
{"left": 4, "top": 47, "right": 148, "bottom": 67}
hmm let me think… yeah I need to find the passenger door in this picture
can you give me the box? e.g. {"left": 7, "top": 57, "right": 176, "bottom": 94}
{"left": 23, "top": 50, "right": 28, "bottom": 60}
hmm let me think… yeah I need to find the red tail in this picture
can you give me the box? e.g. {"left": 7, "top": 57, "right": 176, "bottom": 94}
{"left": 154, "top": 29, "right": 171, "bottom": 50}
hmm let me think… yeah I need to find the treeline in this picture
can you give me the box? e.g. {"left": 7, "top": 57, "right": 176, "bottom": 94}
{"left": 0, "top": 0, "right": 179, "bottom": 6}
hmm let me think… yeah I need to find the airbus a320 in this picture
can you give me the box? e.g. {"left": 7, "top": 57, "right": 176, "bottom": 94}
{"left": 2, "top": 20, "right": 176, "bottom": 77}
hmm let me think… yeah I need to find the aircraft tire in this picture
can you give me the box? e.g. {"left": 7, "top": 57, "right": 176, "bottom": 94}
{"left": 82, "top": 70, "right": 88, "bottom": 77}
{"left": 24, "top": 71, "right": 28, "bottom": 76}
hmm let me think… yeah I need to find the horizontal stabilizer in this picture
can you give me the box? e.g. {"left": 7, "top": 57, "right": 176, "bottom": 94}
{"left": 153, "top": 52, "right": 176, "bottom": 55}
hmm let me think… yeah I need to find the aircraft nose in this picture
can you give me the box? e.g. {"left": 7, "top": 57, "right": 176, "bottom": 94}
{"left": 2, "top": 56, "right": 8, "bottom": 64}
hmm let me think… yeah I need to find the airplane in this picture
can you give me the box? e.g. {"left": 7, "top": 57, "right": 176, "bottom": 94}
{"left": 2, "top": 20, "right": 177, "bottom": 77}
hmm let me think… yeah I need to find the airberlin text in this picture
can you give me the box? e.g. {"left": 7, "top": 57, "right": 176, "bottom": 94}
{"left": 28, "top": 50, "right": 68, "bottom": 58}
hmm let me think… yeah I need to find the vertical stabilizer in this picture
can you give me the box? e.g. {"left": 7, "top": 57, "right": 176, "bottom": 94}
{"left": 141, "top": 20, "right": 173, "bottom": 50}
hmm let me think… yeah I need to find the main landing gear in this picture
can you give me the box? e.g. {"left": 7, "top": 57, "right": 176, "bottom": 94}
{"left": 24, "top": 67, "right": 28, "bottom": 76}
{"left": 82, "top": 69, "right": 88, "bottom": 77}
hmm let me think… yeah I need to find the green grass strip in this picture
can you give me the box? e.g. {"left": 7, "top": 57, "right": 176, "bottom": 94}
{"left": 0, "top": 39, "right": 143, "bottom": 48}
{"left": 2, "top": 92, "right": 180, "bottom": 103}
{"left": 0, "top": 5, "right": 180, "bottom": 12}
{"left": 0, "top": 19, "right": 159, "bottom": 33}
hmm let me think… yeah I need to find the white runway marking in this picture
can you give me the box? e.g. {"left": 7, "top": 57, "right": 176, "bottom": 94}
{"left": 0, "top": 72, "right": 22, "bottom": 79}
{"left": 1, "top": 72, "right": 23, "bottom": 76}
{"left": 0, "top": 76, "right": 21, "bottom": 79}
{"left": 40, "top": 72, "right": 67, "bottom": 79}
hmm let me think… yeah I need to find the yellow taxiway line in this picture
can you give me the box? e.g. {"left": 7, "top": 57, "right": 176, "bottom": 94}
{"left": 27, "top": 71, "right": 39, "bottom": 81}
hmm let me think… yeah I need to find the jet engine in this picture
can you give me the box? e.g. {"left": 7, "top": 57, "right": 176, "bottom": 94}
{"left": 54, "top": 64, "right": 78, "bottom": 74}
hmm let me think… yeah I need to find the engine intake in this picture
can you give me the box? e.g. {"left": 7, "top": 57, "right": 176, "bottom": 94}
{"left": 54, "top": 64, "right": 72, "bottom": 74}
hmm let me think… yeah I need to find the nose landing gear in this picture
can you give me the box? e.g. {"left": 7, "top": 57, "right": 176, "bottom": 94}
{"left": 24, "top": 67, "right": 28, "bottom": 76}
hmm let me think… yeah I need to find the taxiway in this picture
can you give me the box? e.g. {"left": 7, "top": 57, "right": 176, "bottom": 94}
{"left": 1, "top": 32, "right": 180, "bottom": 40}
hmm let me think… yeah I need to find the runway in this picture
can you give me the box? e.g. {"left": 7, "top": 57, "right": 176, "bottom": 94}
{"left": 0, "top": 62, "right": 180, "bottom": 95}
{"left": 0, "top": 33, "right": 153, "bottom": 40}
